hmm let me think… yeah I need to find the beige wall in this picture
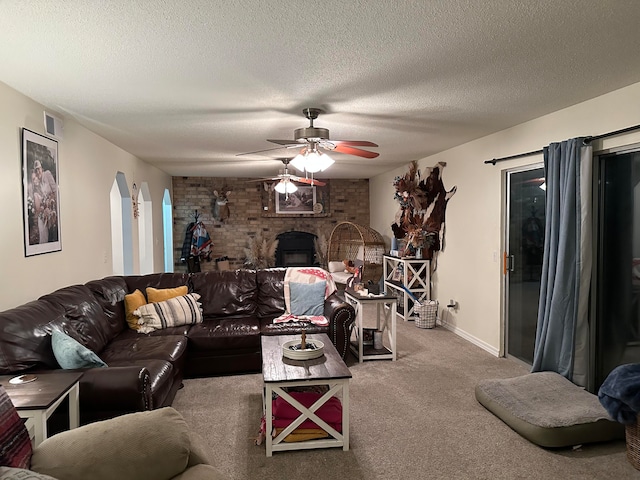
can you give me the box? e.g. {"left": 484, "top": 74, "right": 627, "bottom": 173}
{"left": 370, "top": 81, "right": 640, "bottom": 356}
{"left": 0, "top": 81, "right": 172, "bottom": 310}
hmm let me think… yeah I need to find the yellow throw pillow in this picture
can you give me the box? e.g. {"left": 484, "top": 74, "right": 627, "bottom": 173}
{"left": 124, "top": 289, "right": 147, "bottom": 331}
{"left": 146, "top": 286, "right": 188, "bottom": 303}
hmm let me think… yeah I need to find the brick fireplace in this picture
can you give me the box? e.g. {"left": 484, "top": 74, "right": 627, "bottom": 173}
{"left": 276, "top": 231, "right": 317, "bottom": 267}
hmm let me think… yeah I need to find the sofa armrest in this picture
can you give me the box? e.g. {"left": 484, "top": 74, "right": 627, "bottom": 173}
{"left": 31, "top": 408, "right": 203, "bottom": 480}
{"left": 324, "top": 292, "right": 355, "bottom": 359}
{"left": 79, "top": 365, "right": 152, "bottom": 413}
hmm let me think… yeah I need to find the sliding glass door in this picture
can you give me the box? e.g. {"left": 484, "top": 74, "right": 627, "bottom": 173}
{"left": 504, "top": 166, "right": 545, "bottom": 365}
{"left": 593, "top": 149, "right": 640, "bottom": 390}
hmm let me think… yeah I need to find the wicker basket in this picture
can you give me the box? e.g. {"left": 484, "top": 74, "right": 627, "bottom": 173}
{"left": 626, "top": 417, "right": 640, "bottom": 470}
{"left": 414, "top": 301, "right": 438, "bottom": 329}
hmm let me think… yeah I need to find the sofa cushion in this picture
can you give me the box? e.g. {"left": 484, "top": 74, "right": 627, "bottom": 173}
{"left": 115, "top": 325, "right": 192, "bottom": 340}
{"left": 190, "top": 270, "right": 257, "bottom": 318}
{"left": 30, "top": 407, "right": 192, "bottom": 480}
{"left": 84, "top": 276, "right": 128, "bottom": 339}
{"left": 0, "top": 300, "right": 66, "bottom": 374}
{"left": 39, "top": 285, "right": 112, "bottom": 354}
{"left": 133, "top": 294, "right": 203, "bottom": 334}
{"left": 51, "top": 330, "right": 107, "bottom": 369}
{"left": 124, "top": 290, "right": 147, "bottom": 331}
{"left": 100, "top": 335, "right": 188, "bottom": 369}
{"left": 290, "top": 281, "right": 326, "bottom": 316}
{"left": 328, "top": 261, "right": 345, "bottom": 273}
{"left": 124, "top": 273, "right": 190, "bottom": 296}
{"left": 187, "top": 318, "right": 261, "bottom": 351}
{"left": 0, "top": 387, "right": 32, "bottom": 469}
{"left": 256, "top": 268, "right": 286, "bottom": 317}
{"left": 146, "top": 286, "right": 188, "bottom": 303}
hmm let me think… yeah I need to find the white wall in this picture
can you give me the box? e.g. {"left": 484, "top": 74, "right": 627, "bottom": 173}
{"left": 0, "top": 81, "right": 172, "bottom": 310}
{"left": 370, "top": 81, "right": 640, "bottom": 356}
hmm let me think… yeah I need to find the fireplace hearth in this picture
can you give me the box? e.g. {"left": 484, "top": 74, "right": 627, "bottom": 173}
{"left": 276, "top": 231, "right": 317, "bottom": 267}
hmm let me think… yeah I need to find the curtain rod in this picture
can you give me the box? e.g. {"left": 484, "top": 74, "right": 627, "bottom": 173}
{"left": 484, "top": 123, "right": 640, "bottom": 165}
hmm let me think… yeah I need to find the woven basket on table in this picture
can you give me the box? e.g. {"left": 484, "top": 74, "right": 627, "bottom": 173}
{"left": 414, "top": 301, "right": 438, "bottom": 329}
{"left": 626, "top": 416, "right": 640, "bottom": 470}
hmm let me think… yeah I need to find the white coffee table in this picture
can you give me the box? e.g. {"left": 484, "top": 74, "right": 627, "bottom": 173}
{"left": 261, "top": 334, "right": 351, "bottom": 457}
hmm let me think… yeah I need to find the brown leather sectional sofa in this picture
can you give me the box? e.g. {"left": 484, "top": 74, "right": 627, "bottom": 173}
{"left": 0, "top": 268, "right": 354, "bottom": 424}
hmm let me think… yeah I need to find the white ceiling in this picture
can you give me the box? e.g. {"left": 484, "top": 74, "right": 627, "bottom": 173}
{"left": 2, "top": 1, "right": 640, "bottom": 179}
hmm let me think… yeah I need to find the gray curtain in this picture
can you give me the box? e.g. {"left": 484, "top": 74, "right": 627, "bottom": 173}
{"left": 532, "top": 137, "right": 592, "bottom": 386}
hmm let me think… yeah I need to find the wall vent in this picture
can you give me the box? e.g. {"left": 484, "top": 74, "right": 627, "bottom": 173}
{"left": 43, "top": 111, "right": 64, "bottom": 140}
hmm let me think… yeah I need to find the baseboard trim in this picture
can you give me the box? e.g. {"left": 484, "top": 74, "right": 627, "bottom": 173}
{"left": 438, "top": 320, "right": 500, "bottom": 357}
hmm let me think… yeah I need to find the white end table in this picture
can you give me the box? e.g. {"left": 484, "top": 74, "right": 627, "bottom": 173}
{"left": 1, "top": 371, "right": 82, "bottom": 446}
{"left": 344, "top": 289, "right": 398, "bottom": 362}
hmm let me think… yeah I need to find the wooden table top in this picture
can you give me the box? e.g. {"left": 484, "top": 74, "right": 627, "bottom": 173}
{"left": 262, "top": 334, "right": 352, "bottom": 383}
{"left": 0, "top": 371, "right": 83, "bottom": 410}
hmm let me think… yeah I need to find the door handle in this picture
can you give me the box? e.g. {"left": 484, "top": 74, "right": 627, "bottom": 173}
{"left": 504, "top": 253, "right": 515, "bottom": 274}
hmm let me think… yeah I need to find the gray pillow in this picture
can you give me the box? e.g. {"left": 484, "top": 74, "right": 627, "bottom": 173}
{"left": 290, "top": 281, "right": 325, "bottom": 316}
{"left": 51, "top": 330, "right": 107, "bottom": 369}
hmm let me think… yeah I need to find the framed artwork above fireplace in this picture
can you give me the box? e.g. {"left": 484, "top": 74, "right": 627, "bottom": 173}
{"left": 260, "top": 180, "right": 329, "bottom": 217}
{"left": 276, "top": 185, "right": 316, "bottom": 214}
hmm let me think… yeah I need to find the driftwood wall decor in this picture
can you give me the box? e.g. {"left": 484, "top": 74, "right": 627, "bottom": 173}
{"left": 391, "top": 161, "right": 457, "bottom": 260}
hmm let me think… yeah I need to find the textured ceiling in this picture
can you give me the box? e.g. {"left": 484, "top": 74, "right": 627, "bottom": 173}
{"left": 2, "top": 1, "right": 640, "bottom": 179}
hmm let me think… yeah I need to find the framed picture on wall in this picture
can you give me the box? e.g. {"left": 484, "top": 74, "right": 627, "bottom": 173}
{"left": 275, "top": 185, "right": 316, "bottom": 214}
{"left": 22, "top": 128, "right": 62, "bottom": 256}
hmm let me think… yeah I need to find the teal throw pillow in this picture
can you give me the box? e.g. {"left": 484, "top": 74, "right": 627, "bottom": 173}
{"left": 290, "top": 281, "right": 326, "bottom": 316}
{"left": 51, "top": 330, "right": 107, "bottom": 369}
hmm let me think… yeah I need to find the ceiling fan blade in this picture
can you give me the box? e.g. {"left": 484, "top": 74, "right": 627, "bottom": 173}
{"left": 331, "top": 140, "right": 378, "bottom": 147}
{"left": 267, "top": 139, "right": 305, "bottom": 146}
{"left": 236, "top": 146, "right": 294, "bottom": 156}
{"left": 244, "top": 177, "right": 279, "bottom": 182}
{"left": 291, "top": 176, "right": 326, "bottom": 186}
{"left": 332, "top": 144, "right": 380, "bottom": 158}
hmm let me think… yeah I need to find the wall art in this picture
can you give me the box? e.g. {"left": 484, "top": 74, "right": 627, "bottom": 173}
{"left": 22, "top": 128, "right": 61, "bottom": 256}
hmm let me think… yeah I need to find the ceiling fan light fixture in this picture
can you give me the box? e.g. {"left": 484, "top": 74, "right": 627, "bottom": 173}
{"left": 290, "top": 153, "right": 307, "bottom": 172}
{"left": 304, "top": 151, "right": 324, "bottom": 173}
{"left": 305, "top": 151, "right": 334, "bottom": 173}
{"left": 318, "top": 152, "right": 334, "bottom": 171}
{"left": 274, "top": 180, "right": 298, "bottom": 194}
{"left": 291, "top": 150, "right": 334, "bottom": 174}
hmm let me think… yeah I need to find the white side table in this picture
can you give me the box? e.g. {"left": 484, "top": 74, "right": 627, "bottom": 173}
{"left": 344, "top": 290, "right": 398, "bottom": 362}
{"left": 383, "top": 255, "right": 431, "bottom": 321}
{"left": 1, "top": 371, "right": 82, "bottom": 447}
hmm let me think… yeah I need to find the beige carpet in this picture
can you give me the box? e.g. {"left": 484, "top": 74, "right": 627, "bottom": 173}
{"left": 172, "top": 318, "right": 636, "bottom": 479}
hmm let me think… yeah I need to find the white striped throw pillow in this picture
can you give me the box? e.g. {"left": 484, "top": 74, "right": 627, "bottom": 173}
{"left": 133, "top": 293, "right": 203, "bottom": 334}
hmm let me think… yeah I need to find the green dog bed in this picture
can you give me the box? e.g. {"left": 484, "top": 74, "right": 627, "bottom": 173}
{"left": 475, "top": 371, "right": 624, "bottom": 448}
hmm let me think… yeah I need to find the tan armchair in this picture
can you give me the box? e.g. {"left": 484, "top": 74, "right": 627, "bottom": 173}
{"left": 28, "top": 407, "right": 227, "bottom": 480}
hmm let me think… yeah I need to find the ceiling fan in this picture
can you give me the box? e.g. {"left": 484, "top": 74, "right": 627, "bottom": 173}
{"left": 238, "top": 108, "right": 380, "bottom": 162}
{"left": 247, "top": 158, "right": 326, "bottom": 199}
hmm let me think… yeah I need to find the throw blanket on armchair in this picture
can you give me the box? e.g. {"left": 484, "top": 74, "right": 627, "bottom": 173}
{"left": 598, "top": 363, "right": 640, "bottom": 424}
{"left": 273, "top": 267, "right": 336, "bottom": 326}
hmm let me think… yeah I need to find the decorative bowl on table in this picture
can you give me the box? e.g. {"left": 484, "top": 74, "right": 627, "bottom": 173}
{"left": 282, "top": 339, "right": 325, "bottom": 360}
